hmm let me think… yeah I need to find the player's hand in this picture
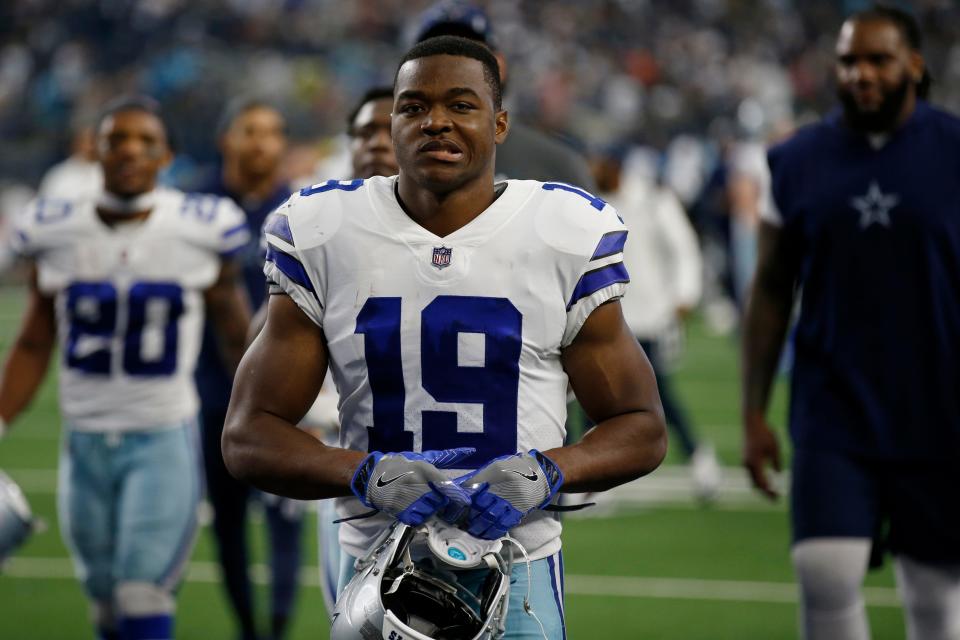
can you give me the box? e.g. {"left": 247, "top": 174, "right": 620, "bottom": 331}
{"left": 742, "top": 413, "right": 782, "bottom": 500}
{"left": 455, "top": 450, "right": 563, "bottom": 540}
{"left": 350, "top": 448, "right": 474, "bottom": 526}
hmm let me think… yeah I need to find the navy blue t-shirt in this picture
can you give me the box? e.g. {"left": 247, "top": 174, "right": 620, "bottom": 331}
{"left": 768, "top": 101, "right": 960, "bottom": 460}
{"left": 768, "top": 102, "right": 960, "bottom": 459}
{"left": 194, "top": 176, "right": 292, "bottom": 413}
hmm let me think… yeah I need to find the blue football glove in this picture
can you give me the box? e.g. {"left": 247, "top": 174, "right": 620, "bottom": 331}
{"left": 350, "top": 447, "right": 474, "bottom": 527}
{"left": 457, "top": 450, "right": 564, "bottom": 539}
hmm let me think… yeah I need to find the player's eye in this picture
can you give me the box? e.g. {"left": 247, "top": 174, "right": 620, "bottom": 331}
{"left": 398, "top": 103, "right": 424, "bottom": 115}
{"left": 450, "top": 102, "right": 474, "bottom": 112}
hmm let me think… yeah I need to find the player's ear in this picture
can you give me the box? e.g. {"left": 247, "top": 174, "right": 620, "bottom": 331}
{"left": 908, "top": 50, "right": 925, "bottom": 86}
{"left": 494, "top": 109, "right": 509, "bottom": 144}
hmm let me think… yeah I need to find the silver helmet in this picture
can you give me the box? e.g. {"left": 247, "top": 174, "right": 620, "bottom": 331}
{"left": 0, "top": 470, "right": 34, "bottom": 564}
{"left": 331, "top": 519, "right": 512, "bottom": 640}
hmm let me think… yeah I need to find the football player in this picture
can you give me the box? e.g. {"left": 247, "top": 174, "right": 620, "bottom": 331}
{"left": 0, "top": 96, "right": 251, "bottom": 640}
{"left": 192, "top": 97, "right": 300, "bottom": 640}
{"left": 742, "top": 7, "right": 960, "bottom": 640}
{"left": 223, "top": 36, "right": 667, "bottom": 637}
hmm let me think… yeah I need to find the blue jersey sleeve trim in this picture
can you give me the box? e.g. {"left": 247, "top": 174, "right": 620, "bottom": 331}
{"left": 590, "top": 230, "right": 628, "bottom": 261}
{"left": 567, "top": 262, "right": 629, "bottom": 310}
{"left": 541, "top": 182, "right": 607, "bottom": 211}
{"left": 221, "top": 223, "right": 250, "bottom": 239}
{"left": 265, "top": 244, "right": 316, "bottom": 294}
{"left": 263, "top": 213, "right": 295, "bottom": 246}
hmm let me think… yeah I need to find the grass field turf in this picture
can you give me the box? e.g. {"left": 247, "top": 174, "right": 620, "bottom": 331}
{"left": 0, "top": 285, "right": 905, "bottom": 639}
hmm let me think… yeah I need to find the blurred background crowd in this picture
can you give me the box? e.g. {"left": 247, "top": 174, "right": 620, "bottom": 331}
{"left": 1, "top": 0, "right": 959, "bottom": 304}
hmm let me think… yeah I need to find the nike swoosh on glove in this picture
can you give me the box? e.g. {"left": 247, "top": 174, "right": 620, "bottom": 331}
{"left": 351, "top": 448, "right": 474, "bottom": 527}
{"left": 457, "top": 450, "right": 564, "bottom": 539}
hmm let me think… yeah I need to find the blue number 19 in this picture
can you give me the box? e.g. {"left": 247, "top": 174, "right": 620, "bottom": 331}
{"left": 355, "top": 295, "right": 522, "bottom": 469}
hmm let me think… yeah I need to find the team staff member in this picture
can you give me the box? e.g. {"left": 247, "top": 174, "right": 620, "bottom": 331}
{"left": 742, "top": 7, "right": 960, "bottom": 640}
{"left": 193, "top": 98, "right": 301, "bottom": 640}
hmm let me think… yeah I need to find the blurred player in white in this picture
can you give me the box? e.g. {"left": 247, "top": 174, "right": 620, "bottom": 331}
{"left": 0, "top": 96, "right": 251, "bottom": 640}
{"left": 223, "top": 36, "right": 667, "bottom": 637}
{"left": 593, "top": 148, "right": 719, "bottom": 501}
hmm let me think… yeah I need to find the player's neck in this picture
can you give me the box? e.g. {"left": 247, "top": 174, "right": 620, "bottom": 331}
{"left": 395, "top": 174, "right": 500, "bottom": 238}
{"left": 222, "top": 162, "right": 278, "bottom": 203}
{"left": 96, "top": 189, "right": 155, "bottom": 226}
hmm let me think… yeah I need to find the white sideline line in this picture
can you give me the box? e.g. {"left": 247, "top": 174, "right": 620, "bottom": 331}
{"left": 2, "top": 465, "right": 789, "bottom": 511}
{"left": 2, "top": 557, "right": 901, "bottom": 608}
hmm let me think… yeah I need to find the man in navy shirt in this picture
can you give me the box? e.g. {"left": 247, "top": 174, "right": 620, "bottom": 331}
{"left": 742, "top": 7, "right": 960, "bottom": 640}
{"left": 193, "top": 98, "right": 299, "bottom": 640}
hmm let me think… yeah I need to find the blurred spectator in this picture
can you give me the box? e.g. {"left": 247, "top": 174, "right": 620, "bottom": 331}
{"left": 2, "top": 1, "right": 959, "bottom": 194}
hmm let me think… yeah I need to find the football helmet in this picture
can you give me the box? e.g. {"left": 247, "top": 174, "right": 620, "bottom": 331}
{"left": 0, "top": 470, "right": 34, "bottom": 564}
{"left": 331, "top": 519, "right": 512, "bottom": 640}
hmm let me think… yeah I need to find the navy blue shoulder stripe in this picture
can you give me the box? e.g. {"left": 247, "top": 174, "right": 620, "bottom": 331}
{"left": 265, "top": 244, "right": 321, "bottom": 306}
{"left": 590, "top": 230, "right": 628, "bottom": 261}
{"left": 263, "top": 213, "right": 294, "bottom": 246}
{"left": 222, "top": 222, "right": 249, "bottom": 239}
{"left": 567, "top": 261, "right": 629, "bottom": 310}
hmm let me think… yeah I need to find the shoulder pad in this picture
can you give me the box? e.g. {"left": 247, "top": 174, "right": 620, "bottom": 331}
{"left": 533, "top": 181, "right": 625, "bottom": 258}
{"left": 12, "top": 197, "right": 86, "bottom": 256}
{"left": 269, "top": 179, "right": 365, "bottom": 251}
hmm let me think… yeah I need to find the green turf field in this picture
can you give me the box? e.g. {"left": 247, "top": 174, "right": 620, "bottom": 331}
{"left": 0, "top": 284, "right": 905, "bottom": 639}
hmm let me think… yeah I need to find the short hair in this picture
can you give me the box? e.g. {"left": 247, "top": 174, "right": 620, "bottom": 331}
{"left": 95, "top": 94, "right": 174, "bottom": 150}
{"left": 97, "top": 95, "right": 164, "bottom": 133}
{"left": 346, "top": 86, "right": 394, "bottom": 133}
{"left": 216, "top": 96, "right": 286, "bottom": 138}
{"left": 395, "top": 35, "right": 502, "bottom": 110}
{"left": 849, "top": 4, "right": 932, "bottom": 98}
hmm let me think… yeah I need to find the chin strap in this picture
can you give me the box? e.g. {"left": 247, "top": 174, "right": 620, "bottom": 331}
{"left": 332, "top": 509, "right": 380, "bottom": 524}
{"left": 96, "top": 189, "right": 157, "bottom": 215}
{"left": 543, "top": 501, "right": 595, "bottom": 512}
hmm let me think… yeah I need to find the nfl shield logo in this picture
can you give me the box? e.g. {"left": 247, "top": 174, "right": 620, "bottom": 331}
{"left": 432, "top": 246, "right": 453, "bottom": 270}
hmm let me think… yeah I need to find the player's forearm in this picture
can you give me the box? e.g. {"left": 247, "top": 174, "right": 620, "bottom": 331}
{"left": 0, "top": 341, "right": 53, "bottom": 424}
{"left": 208, "top": 294, "right": 251, "bottom": 374}
{"left": 221, "top": 409, "right": 364, "bottom": 499}
{"left": 546, "top": 409, "right": 667, "bottom": 493}
{"left": 741, "top": 279, "right": 794, "bottom": 422}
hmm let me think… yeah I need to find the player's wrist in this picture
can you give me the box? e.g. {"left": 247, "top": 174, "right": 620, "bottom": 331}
{"left": 743, "top": 411, "right": 769, "bottom": 432}
{"left": 350, "top": 451, "right": 384, "bottom": 507}
{"left": 528, "top": 449, "right": 564, "bottom": 506}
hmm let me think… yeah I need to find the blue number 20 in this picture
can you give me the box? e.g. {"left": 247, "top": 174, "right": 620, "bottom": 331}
{"left": 356, "top": 295, "right": 522, "bottom": 468}
{"left": 65, "top": 281, "right": 184, "bottom": 376}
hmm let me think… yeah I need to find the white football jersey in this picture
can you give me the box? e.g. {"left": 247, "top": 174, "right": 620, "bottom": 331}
{"left": 12, "top": 188, "right": 249, "bottom": 432}
{"left": 264, "top": 176, "right": 628, "bottom": 560}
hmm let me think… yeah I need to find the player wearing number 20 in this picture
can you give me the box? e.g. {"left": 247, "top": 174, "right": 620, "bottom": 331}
{"left": 0, "top": 96, "right": 252, "bottom": 640}
{"left": 223, "top": 36, "right": 667, "bottom": 636}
